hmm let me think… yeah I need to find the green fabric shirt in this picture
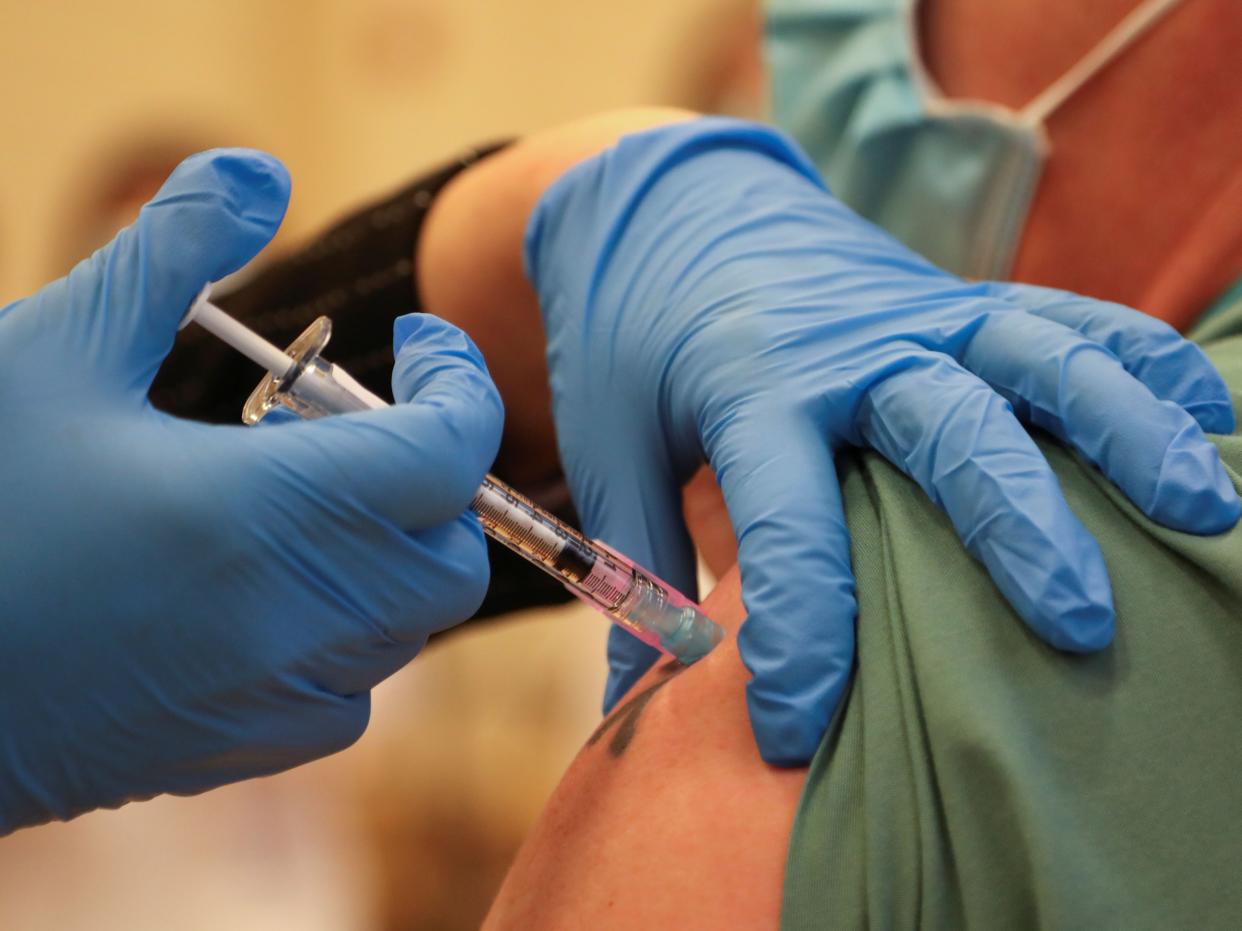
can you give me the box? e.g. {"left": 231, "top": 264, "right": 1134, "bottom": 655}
{"left": 782, "top": 294, "right": 1242, "bottom": 929}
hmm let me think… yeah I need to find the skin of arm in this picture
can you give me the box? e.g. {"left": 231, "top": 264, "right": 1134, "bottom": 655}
{"left": 482, "top": 564, "right": 801, "bottom": 931}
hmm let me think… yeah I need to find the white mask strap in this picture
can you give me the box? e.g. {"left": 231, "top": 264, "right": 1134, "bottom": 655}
{"left": 1019, "top": 0, "right": 1184, "bottom": 127}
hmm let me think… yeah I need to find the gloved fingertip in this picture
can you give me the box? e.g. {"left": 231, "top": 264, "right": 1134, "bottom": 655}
{"left": 213, "top": 148, "right": 290, "bottom": 206}
{"left": 1152, "top": 340, "right": 1237, "bottom": 434}
{"left": 602, "top": 628, "right": 660, "bottom": 713}
{"left": 157, "top": 148, "right": 291, "bottom": 231}
{"left": 391, "top": 314, "right": 495, "bottom": 402}
{"left": 747, "top": 688, "right": 831, "bottom": 767}
{"left": 742, "top": 641, "right": 849, "bottom": 767}
{"left": 1217, "top": 493, "right": 1242, "bottom": 532}
{"left": 1187, "top": 399, "right": 1238, "bottom": 437}
{"left": 1149, "top": 439, "right": 1242, "bottom": 534}
{"left": 1039, "top": 600, "right": 1115, "bottom": 653}
{"left": 392, "top": 313, "right": 479, "bottom": 360}
{"left": 602, "top": 670, "right": 642, "bottom": 715}
{"left": 393, "top": 312, "right": 435, "bottom": 353}
{"left": 121, "top": 148, "right": 291, "bottom": 321}
{"left": 387, "top": 315, "right": 502, "bottom": 464}
{"left": 996, "top": 543, "right": 1116, "bottom": 653}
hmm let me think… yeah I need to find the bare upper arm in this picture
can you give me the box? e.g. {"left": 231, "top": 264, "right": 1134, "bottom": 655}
{"left": 483, "top": 568, "right": 805, "bottom": 931}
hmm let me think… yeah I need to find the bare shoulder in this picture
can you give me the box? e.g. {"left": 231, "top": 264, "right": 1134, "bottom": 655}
{"left": 484, "top": 570, "right": 806, "bottom": 930}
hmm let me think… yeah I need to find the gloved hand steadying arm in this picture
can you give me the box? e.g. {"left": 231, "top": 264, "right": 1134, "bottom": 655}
{"left": 0, "top": 150, "right": 501, "bottom": 832}
{"left": 525, "top": 118, "right": 1240, "bottom": 764}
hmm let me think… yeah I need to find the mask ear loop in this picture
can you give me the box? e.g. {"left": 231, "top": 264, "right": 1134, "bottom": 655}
{"left": 1019, "top": 0, "right": 1184, "bottom": 128}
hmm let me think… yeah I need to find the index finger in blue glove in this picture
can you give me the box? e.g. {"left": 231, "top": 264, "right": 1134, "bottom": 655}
{"left": 705, "top": 403, "right": 857, "bottom": 766}
{"left": 248, "top": 313, "right": 502, "bottom": 533}
{"left": 982, "top": 281, "right": 1236, "bottom": 435}
{"left": 57, "top": 149, "right": 289, "bottom": 394}
{"left": 858, "top": 354, "right": 1115, "bottom": 652}
{"left": 961, "top": 311, "right": 1241, "bottom": 534}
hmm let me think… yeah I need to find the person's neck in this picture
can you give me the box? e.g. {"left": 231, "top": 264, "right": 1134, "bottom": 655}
{"left": 920, "top": 0, "right": 1242, "bottom": 327}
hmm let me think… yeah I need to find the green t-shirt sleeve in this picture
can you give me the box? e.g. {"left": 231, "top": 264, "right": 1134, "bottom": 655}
{"left": 783, "top": 298, "right": 1242, "bottom": 930}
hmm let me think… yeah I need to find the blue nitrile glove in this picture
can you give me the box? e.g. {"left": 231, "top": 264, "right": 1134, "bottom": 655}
{"left": 525, "top": 118, "right": 1240, "bottom": 765}
{"left": 0, "top": 150, "right": 502, "bottom": 833}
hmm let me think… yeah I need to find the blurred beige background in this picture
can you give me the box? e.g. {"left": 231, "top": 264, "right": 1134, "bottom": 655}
{"left": 0, "top": 0, "right": 762, "bottom": 304}
{"left": 0, "top": 0, "right": 757, "bottom": 928}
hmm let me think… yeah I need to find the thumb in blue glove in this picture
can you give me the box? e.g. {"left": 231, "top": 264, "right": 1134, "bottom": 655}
{"left": 0, "top": 150, "right": 502, "bottom": 832}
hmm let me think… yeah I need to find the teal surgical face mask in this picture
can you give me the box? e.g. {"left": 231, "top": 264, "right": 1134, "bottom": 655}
{"left": 765, "top": 0, "right": 1182, "bottom": 280}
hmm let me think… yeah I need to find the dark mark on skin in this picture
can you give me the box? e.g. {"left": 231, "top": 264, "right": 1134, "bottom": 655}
{"left": 587, "top": 660, "right": 685, "bottom": 757}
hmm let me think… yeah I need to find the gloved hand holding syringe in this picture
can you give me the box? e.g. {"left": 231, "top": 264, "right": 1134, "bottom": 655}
{"left": 184, "top": 287, "right": 725, "bottom": 665}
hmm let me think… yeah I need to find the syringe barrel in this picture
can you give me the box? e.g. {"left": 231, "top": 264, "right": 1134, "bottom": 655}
{"left": 236, "top": 314, "right": 725, "bottom": 665}
{"left": 472, "top": 480, "right": 724, "bottom": 663}
{"left": 589, "top": 542, "right": 725, "bottom": 663}
{"left": 471, "top": 478, "right": 599, "bottom": 583}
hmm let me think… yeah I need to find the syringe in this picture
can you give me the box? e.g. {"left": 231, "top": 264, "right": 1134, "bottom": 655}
{"left": 182, "top": 290, "right": 725, "bottom": 665}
